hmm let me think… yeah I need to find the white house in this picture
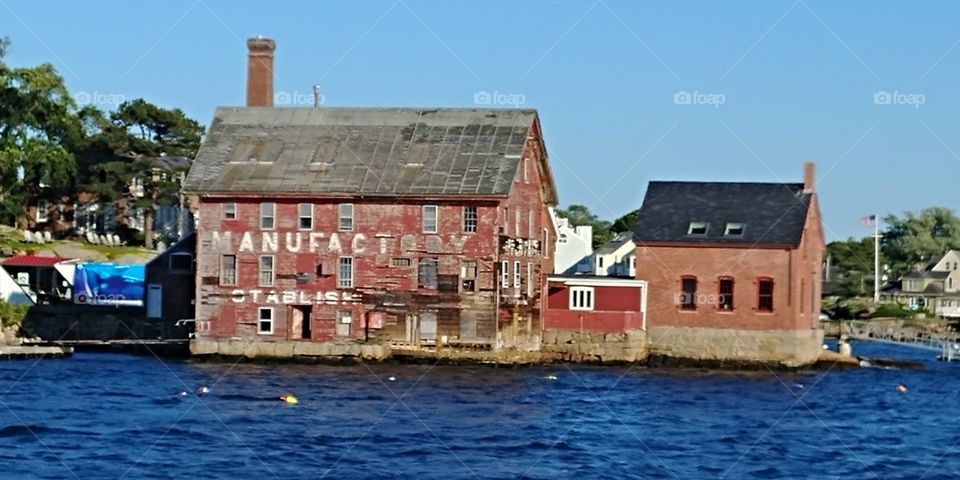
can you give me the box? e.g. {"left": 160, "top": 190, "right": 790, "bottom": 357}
{"left": 592, "top": 232, "right": 636, "bottom": 277}
{"left": 898, "top": 249, "right": 960, "bottom": 318}
{"left": 550, "top": 208, "right": 593, "bottom": 274}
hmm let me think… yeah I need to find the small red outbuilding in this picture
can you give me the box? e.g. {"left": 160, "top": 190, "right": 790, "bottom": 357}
{"left": 545, "top": 276, "right": 647, "bottom": 333}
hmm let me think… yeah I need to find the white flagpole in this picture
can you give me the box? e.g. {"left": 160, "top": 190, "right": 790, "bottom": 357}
{"left": 874, "top": 214, "right": 880, "bottom": 303}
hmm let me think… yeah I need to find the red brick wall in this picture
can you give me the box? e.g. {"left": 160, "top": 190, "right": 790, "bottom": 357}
{"left": 636, "top": 244, "right": 813, "bottom": 331}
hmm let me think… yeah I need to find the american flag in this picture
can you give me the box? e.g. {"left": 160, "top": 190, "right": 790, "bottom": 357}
{"left": 860, "top": 214, "right": 876, "bottom": 227}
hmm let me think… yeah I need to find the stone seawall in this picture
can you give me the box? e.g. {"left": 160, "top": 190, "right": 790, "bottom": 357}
{"left": 647, "top": 326, "right": 824, "bottom": 368}
{"left": 540, "top": 329, "right": 647, "bottom": 363}
{"left": 191, "top": 327, "right": 822, "bottom": 368}
{"left": 192, "top": 329, "right": 648, "bottom": 365}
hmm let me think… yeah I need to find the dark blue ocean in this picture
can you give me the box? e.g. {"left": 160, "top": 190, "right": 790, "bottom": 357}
{"left": 0, "top": 341, "right": 957, "bottom": 479}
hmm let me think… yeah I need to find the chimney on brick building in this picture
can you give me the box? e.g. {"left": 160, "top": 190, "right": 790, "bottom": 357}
{"left": 246, "top": 36, "right": 275, "bottom": 107}
{"left": 803, "top": 161, "right": 815, "bottom": 193}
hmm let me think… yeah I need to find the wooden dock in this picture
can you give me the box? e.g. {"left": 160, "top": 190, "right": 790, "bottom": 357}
{"left": 0, "top": 345, "right": 72, "bottom": 360}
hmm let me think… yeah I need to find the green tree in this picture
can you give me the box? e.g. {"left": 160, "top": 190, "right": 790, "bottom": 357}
{"left": 882, "top": 207, "right": 960, "bottom": 277}
{"left": 825, "top": 237, "right": 878, "bottom": 298}
{"left": 0, "top": 37, "right": 81, "bottom": 225}
{"left": 610, "top": 208, "right": 639, "bottom": 234}
{"left": 555, "top": 204, "right": 613, "bottom": 247}
{"left": 79, "top": 99, "right": 203, "bottom": 247}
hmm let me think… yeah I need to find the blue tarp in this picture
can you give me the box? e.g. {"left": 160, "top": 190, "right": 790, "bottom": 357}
{"left": 73, "top": 263, "right": 145, "bottom": 306}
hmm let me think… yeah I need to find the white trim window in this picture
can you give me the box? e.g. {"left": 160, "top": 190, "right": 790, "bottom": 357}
{"left": 463, "top": 206, "right": 477, "bottom": 233}
{"left": 258, "top": 307, "right": 274, "bottom": 334}
{"left": 223, "top": 202, "right": 236, "bottom": 220}
{"left": 260, "top": 202, "right": 275, "bottom": 229}
{"left": 36, "top": 199, "right": 49, "bottom": 223}
{"left": 259, "top": 255, "right": 274, "bottom": 286}
{"left": 570, "top": 286, "right": 595, "bottom": 311}
{"left": 339, "top": 203, "right": 353, "bottom": 231}
{"left": 338, "top": 256, "right": 354, "bottom": 288}
{"left": 298, "top": 203, "right": 313, "bottom": 230}
{"left": 513, "top": 260, "right": 521, "bottom": 288}
{"left": 528, "top": 210, "right": 534, "bottom": 239}
{"left": 500, "top": 260, "right": 509, "bottom": 288}
{"left": 423, "top": 205, "right": 438, "bottom": 233}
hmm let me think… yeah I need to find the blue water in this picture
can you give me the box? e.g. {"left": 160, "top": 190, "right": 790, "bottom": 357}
{"left": 0, "top": 342, "right": 958, "bottom": 479}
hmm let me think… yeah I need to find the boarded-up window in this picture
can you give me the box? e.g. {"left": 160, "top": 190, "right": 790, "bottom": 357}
{"left": 418, "top": 258, "right": 438, "bottom": 289}
{"left": 461, "top": 260, "right": 477, "bottom": 293}
{"left": 220, "top": 255, "right": 236, "bottom": 285}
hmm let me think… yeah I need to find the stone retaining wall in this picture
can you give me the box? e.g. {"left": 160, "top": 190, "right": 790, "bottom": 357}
{"left": 647, "top": 326, "right": 824, "bottom": 368}
{"left": 540, "top": 328, "right": 647, "bottom": 363}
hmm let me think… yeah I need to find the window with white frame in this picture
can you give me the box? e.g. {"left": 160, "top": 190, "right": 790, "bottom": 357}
{"left": 463, "top": 206, "right": 477, "bottom": 233}
{"left": 298, "top": 203, "right": 313, "bottom": 230}
{"left": 258, "top": 307, "right": 273, "bottom": 334}
{"left": 423, "top": 205, "right": 438, "bottom": 233}
{"left": 523, "top": 158, "right": 529, "bottom": 183}
{"left": 513, "top": 261, "right": 521, "bottom": 288}
{"left": 260, "top": 202, "right": 275, "bottom": 229}
{"left": 500, "top": 261, "right": 509, "bottom": 287}
{"left": 515, "top": 209, "right": 520, "bottom": 237}
{"left": 223, "top": 202, "right": 236, "bottom": 220}
{"left": 259, "top": 255, "right": 274, "bottom": 286}
{"left": 338, "top": 256, "right": 353, "bottom": 288}
{"left": 36, "top": 199, "right": 49, "bottom": 223}
{"left": 570, "top": 286, "right": 594, "bottom": 310}
{"left": 339, "top": 203, "right": 353, "bottom": 231}
{"left": 528, "top": 210, "right": 534, "bottom": 238}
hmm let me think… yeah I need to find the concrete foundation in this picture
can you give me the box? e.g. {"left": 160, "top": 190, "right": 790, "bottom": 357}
{"left": 647, "top": 326, "right": 824, "bottom": 368}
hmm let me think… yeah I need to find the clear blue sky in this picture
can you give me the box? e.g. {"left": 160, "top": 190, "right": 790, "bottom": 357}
{"left": 2, "top": 0, "right": 958, "bottom": 241}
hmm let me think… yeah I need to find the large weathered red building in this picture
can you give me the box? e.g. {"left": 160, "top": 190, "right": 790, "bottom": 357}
{"left": 632, "top": 163, "right": 825, "bottom": 366}
{"left": 182, "top": 38, "right": 558, "bottom": 354}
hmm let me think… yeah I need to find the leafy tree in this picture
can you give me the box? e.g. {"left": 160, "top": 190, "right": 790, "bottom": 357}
{"left": 0, "top": 37, "right": 80, "bottom": 225}
{"left": 79, "top": 99, "right": 203, "bottom": 247}
{"left": 610, "top": 208, "right": 639, "bottom": 234}
{"left": 882, "top": 207, "right": 960, "bottom": 277}
{"left": 825, "top": 237, "right": 879, "bottom": 298}
{"left": 555, "top": 204, "right": 613, "bottom": 247}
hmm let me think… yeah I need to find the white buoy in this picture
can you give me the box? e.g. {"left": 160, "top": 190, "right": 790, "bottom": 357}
{"left": 388, "top": 376, "right": 396, "bottom": 382}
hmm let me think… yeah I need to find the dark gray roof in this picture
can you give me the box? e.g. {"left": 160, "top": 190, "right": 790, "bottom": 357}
{"left": 922, "top": 283, "right": 944, "bottom": 294}
{"left": 183, "top": 107, "right": 546, "bottom": 198}
{"left": 902, "top": 270, "right": 950, "bottom": 280}
{"left": 594, "top": 232, "right": 634, "bottom": 255}
{"left": 633, "top": 181, "right": 811, "bottom": 247}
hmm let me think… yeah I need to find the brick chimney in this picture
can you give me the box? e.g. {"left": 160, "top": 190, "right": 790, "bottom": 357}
{"left": 246, "top": 36, "right": 275, "bottom": 107}
{"left": 803, "top": 161, "right": 815, "bottom": 193}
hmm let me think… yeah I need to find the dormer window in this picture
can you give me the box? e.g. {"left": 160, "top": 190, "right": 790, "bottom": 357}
{"left": 724, "top": 223, "right": 745, "bottom": 236}
{"left": 687, "top": 222, "right": 708, "bottom": 235}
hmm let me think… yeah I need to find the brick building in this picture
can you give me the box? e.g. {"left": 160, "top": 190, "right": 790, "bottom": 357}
{"left": 183, "top": 38, "right": 558, "bottom": 353}
{"left": 632, "top": 163, "right": 825, "bottom": 366}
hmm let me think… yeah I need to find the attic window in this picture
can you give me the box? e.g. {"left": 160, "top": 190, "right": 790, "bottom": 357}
{"left": 687, "top": 222, "right": 708, "bottom": 236}
{"left": 724, "top": 223, "right": 745, "bottom": 236}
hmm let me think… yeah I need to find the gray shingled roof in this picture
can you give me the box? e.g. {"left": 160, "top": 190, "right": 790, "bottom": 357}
{"left": 594, "top": 232, "right": 634, "bottom": 255}
{"left": 183, "top": 107, "right": 543, "bottom": 197}
{"left": 902, "top": 270, "right": 950, "bottom": 280}
{"left": 633, "top": 181, "right": 811, "bottom": 247}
